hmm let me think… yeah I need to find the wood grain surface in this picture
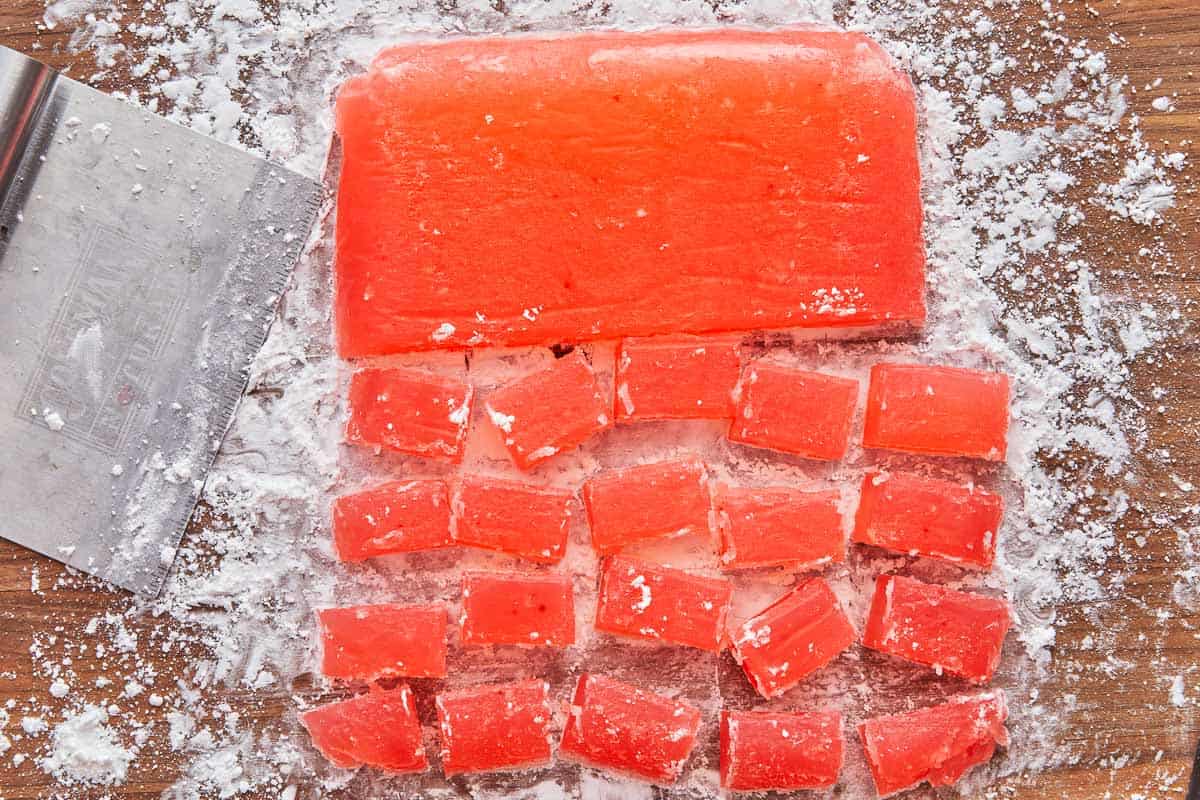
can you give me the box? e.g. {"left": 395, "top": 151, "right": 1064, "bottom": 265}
{"left": 0, "top": 1, "right": 1198, "bottom": 798}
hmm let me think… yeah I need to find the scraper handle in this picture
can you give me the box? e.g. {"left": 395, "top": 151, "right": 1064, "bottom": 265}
{"left": 0, "top": 47, "right": 58, "bottom": 242}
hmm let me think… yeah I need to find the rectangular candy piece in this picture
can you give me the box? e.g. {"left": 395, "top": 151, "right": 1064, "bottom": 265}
{"left": 333, "top": 29, "right": 925, "bottom": 358}
{"left": 436, "top": 679, "right": 554, "bottom": 776}
{"left": 862, "top": 363, "right": 1010, "bottom": 461}
{"left": 300, "top": 686, "right": 427, "bottom": 772}
{"left": 559, "top": 673, "right": 702, "bottom": 784}
{"left": 863, "top": 575, "right": 1010, "bottom": 683}
{"left": 331, "top": 479, "right": 452, "bottom": 562}
{"left": 715, "top": 485, "right": 845, "bottom": 571}
{"left": 460, "top": 572, "right": 575, "bottom": 647}
{"left": 595, "top": 556, "right": 733, "bottom": 652}
{"left": 720, "top": 709, "right": 844, "bottom": 792}
{"left": 452, "top": 475, "right": 573, "bottom": 564}
{"left": 859, "top": 691, "right": 1008, "bottom": 797}
{"left": 484, "top": 351, "right": 611, "bottom": 470}
{"left": 729, "top": 364, "right": 858, "bottom": 461}
{"left": 853, "top": 472, "right": 1002, "bottom": 569}
{"left": 583, "top": 458, "right": 711, "bottom": 554}
{"left": 345, "top": 366, "right": 473, "bottom": 461}
{"left": 731, "top": 578, "right": 856, "bottom": 698}
{"left": 318, "top": 604, "right": 447, "bottom": 681}
{"left": 614, "top": 336, "right": 741, "bottom": 421}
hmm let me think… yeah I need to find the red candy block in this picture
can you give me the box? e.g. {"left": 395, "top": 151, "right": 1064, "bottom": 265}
{"left": 436, "top": 679, "right": 553, "bottom": 776}
{"left": 595, "top": 556, "right": 733, "bottom": 652}
{"left": 731, "top": 578, "right": 856, "bottom": 698}
{"left": 614, "top": 336, "right": 741, "bottom": 421}
{"left": 853, "top": 472, "right": 1002, "bottom": 569}
{"left": 318, "top": 604, "right": 447, "bottom": 681}
{"left": 560, "top": 673, "right": 702, "bottom": 784}
{"left": 720, "top": 709, "right": 844, "bottom": 792}
{"left": 583, "top": 458, "right": 711, "bottom": 554}
{"left": 345, "top": 367, "right": 473, "bottom": 461}
{"left": 461, "top": 572, "right": 575, "bottom": 647}
{"left": 331, "top": 479, "right": 452, "bottom": 562}
{"left": 729, "top": 364, "right": 858, "bottom": 461}
{"left": 863, "top": 574, "right": 1010, "bottom": 683}
{"left": 862, "top": 363, "right": 1010, "bottom": 461}
{"left": 484, "top": 351, "right": 611, "bottom": 470}
{"left": 859, "top": 691, "right": 1008, "bottom": 797}
{"left": 301, "top": 686, "right": 427, "bottom": 772}
{"left": 334, "top": 29, "right": 925, "bottom": 358}
{"left": 452, "top": 475, "right": 573, "bottom": 564}
{"left": 715, "top": 485, "right": 845, "bottom": 571}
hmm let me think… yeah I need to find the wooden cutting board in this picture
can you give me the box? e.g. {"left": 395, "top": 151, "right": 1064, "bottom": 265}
{"left": 0, "top": 1, "right": 1197, "bottom": 797}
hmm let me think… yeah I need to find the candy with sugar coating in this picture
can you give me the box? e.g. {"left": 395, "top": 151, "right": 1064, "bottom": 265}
{"left": 345, "top": 367, "right": 472, "bottom": 461}
{"left": 317, "top": 603, "right": 447, "bottom": 681}
{"left": 331, "top": 479, "right": 452, "bottom": 561}
{"left": 583, "top": 458, "right": 710, "bottom": 554}
{"left": 452, "top": 475, "right": 572, "bottom": 564}
{"left": 614, "top": 336, "right": 741, "bottom": 421}
{"left": 301, "top": 686, "right": 426, "bottom": 772}
{"left": 716, "top": 485, "right": 845, "bottom": 571}
{"left": 436, "top": 679, "right": 553, "bottom": 776}
{"left": 460, "top": 572, "right": 575, "bottom": 647}
{"left": 720, "top": 708, "right": 844, "bottom": 791}
{"left": 730, "top": 364, "right": 859, "bottom": 461}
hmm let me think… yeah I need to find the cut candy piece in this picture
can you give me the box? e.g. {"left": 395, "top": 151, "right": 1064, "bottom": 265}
{"left": 595, "top": 556, "right": 733, "bottom": 652}
{"left": 862, "top": 363, "right": 1010, "bottom": 461}
{"left": 863, "top": 574, "right": 1010, "bottom": 683}
{"left": 615, "top": 336, "right": 741, "bottom": 421}
{"left": 720, "top": 709, "right": 844, "bottom": 792}
{"left": 583, "top": 458, "right": 711, "bottom": 554}
{"left": 853, "top": 472, "right": 1002, "bottom": 569}
{"left": 731, "top": 577, "right": 856, "bottom": 698}
{"left": 300, "top": 685, "right": 427, "bottom": 772}
{"left": 318, "top": 604, "right": 447, "bottom": 681}
{"left": 436, "top": 679, "right": 553, "bottom": 776}
{"left": 729, "top": 364, "right": 858, "bottom": 461}
{"left": 559, "top": 673, "right": 702, "bottom": 784}
{"left": 715, "top": 485, "right": 845, "bottom": 571}
{"left": 484, "top": 351, "right": 611, "bottom": 470}
{"left": 331, "top": 479, "right": 452, "bottom": 562}
{"left": 345, "top": 366, "right": 472, "bottom": 461}
{"left": 461, "top": 572, "right": 575, "bottom": 647}
{"left": 452, "top": 475, "right": 573, "bottom": 564}
{"left": 334, "top": 28, "right": 925, "bottom": 358}
{"left": 858, "top": 691, "right": 1008, "bottom": 797}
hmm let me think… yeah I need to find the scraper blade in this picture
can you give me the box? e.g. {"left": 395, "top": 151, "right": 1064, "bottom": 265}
{"left": 0, "top": 46, "right": 323, "bottom": 595}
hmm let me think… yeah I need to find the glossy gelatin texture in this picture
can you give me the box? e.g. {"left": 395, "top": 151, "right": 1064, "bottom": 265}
{"left": 853, "top": 472, "right": 1002, "bottom": 569}
{"left": 859, "top": 691, "right": 1008, "bottom": 797}
{"left": 331, "top": 479, "right": 452, "bottom": 561}
{"left": 729, "top": 364, "right": 859, "bottom": 461}
{"left": 614, "top": 336, "right": 741, "bottom": 421}
{"left": 318, "top": 604, "right": 447, "bottom": 681}
{"left": 460, "top": 572, "right": 575, "bottom": 647}
{"left": 583, "top": 458, "right": 711, "bottom": 554}
{"left": 863, "top": 574, "right": 1011, "bottom": 683}
{"left": 300, "top": 685, "right": 427, "bottom": 772}
{"left": 862, "top": 363, "right": 1010, "bottom": 461}
{"left": 334, "top": 28, "right": 925, "bottom": 357}
{"left": 436, "top": 679, "right": 553, "bottom": 776}
{"left": 452, "top": 475, "right": 573, "bottom": 564}
{"left": 344, "top": 367, "right": 473, "bottom": 461}
{"left": 720, "top": 709, "right": 844, "bottom": 791}
{"left": 716, "top": 485, "right": 845, "bottom": 571}
{"left": 559, "top": 673, "right": 702, "bottom": 784}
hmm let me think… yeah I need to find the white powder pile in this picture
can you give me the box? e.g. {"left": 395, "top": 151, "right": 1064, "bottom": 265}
{"left": 7, "top": 0, "right": 1193, "bottom": 797}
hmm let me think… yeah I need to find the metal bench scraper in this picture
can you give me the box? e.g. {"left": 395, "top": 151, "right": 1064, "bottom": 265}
{"left": 0, "top": 46, "right": 323, "bottom": 595}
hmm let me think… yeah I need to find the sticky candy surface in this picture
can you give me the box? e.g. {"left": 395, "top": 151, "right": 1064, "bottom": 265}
{"left": 720, "top": 709, "right": 844, "bottom": 791}
{"left": 460, "top": 572, "right": 575, "bottom": 647}
{"left": 715, "top": 485, "right": 845, "bottom": 571}
{"left": 729, "top": 364, "right": 859, "bottom": 461}
{"left": 300, "top": 685, "right": 427, "bottom": 772}
{"left": 318, "top": 603, "right": 447, "bottom": 681}
{"left": 331, "top": 479, "right": 452, "bottom": 562}
{"left": 859, "top": 691, "right": 1009, "bottom": 797}
{"left": 862, "top": 363, "right": 1010, "bottom": 461}
{"left": 731, "top": 578, "right": 856, "bottom": 698}
{"left": 452, "top": 475, "right": 573, "bottom": 564}
{"left": 853, "top": 472, "right": 1002, "bottom": 569}
{"left": 345, "top": 367, "right": 472, "bottom": 461}
{"left": 436, "top": 679, "right": 553, "bottom": 776}
{"left": 863, "top": 574, "right": 1011, "bottom": 683}
{"left": 595, "top": 555, "right": 733, "bottom": 652}
{"left": 614, "top": 336, "right": 741, "bottom": 421}
{"left": 559, "top": 673, "right": 702, "bottom": 784}
{"left": 583, "top": 458, "right": 711, "bottom": 554}
{"left": 483, "top": 351, "right": 611, "bottom": 470}
{"left": 333, "top": 28, "right": 925, "bottom": 357}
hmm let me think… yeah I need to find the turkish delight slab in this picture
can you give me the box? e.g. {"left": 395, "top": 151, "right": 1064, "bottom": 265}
{"left": 317, "top": 603, "right": 448, "bottom": 681}
{"left": 331, "top": 479, "right": 453, "bottom": 562}
{"left": 729, "top": 363, "right": 859, "bottom": 461}
{"left": 614, "top": 336, "right": 741, "bottom": 421}
{"left": 436, "top": 679, "right": 554, "bottom": 776}
{"left": 345, "top": 366, "right": 473, "bottom": 461}
{"left": 715, "top": 485, "right": 845, "bottom": 571}
{"left": 452, "top": 475, "right": 573, "bottom": 564}
{"left": 583, "top": 457, "right": 711, "bottom": 554}
{"left": 460, "top": 571, "right": 575, "bottom": 647}
{"left": 333, "top": 28, "right": 924, "bottom": 357}
{"left": 300, "top": 685, "right": 427, "bottom": 772}
{"left": 720, "top": 708, "right": 844, "bottom": 791}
